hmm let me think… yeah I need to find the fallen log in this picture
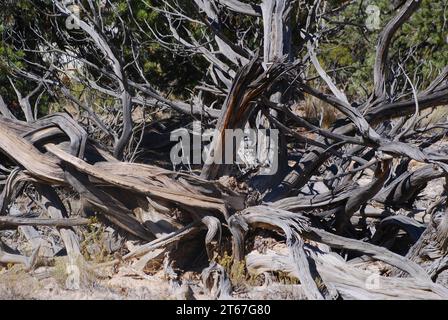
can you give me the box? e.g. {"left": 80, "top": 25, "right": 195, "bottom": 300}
{"left": 0, "top": 216, "right": 89, "bottom": 229}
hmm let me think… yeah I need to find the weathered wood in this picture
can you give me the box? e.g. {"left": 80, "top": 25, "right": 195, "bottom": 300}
{"left": 0, "top": 0, "right": 447, "bottom": 300}
{"left": 0, "top": 216, "right": 89, "bottom": 229}
{"left": 0, "top": 242, "right": 40, "bottom": 271}
{"left": 246, "top": 248, "right": 448, "bottom": 300}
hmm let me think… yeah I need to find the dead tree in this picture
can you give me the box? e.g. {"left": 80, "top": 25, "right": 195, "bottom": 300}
{"left": 0, "top": 0, "right": 448, "bottom": 299}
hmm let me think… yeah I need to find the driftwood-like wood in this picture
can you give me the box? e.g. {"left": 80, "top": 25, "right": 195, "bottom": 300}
{"left": 0, "top": 0, "right": 447, "bottom": 300}
{"left": 0, "top": 216, "right": 89, "bottom": 229}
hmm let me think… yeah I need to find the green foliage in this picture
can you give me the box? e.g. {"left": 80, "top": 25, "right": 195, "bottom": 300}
{"left": 0, "top": 0, "right": 446, "bottom": 120}
{"left": 216, "top": 251, "right": 248, "bottom": 285}
{"left": 318, "top": 0, "right": 448, "bottom": 99}
{"left": 80, "top": 222, "right": 112, "bottom": 263}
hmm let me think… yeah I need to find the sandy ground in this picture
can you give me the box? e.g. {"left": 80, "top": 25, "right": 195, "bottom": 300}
{"left": 0, "top": 265, "right": 201, "bottom": 300}
{"left": 0, "top": 264, "right": 307, "bottom": 300}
